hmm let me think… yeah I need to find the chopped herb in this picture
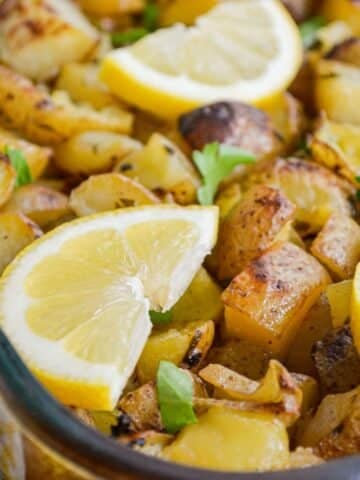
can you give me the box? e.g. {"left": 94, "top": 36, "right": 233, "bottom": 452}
{"left": 157, "top": 361, "right": 197, "bottom": 434}
{"left": 150, "top": 310, "right": 173, "bottom": 325}
{"left": 193, "top": 142, "right": 255, "bottom": 205}
{"left": 296, "top": 137, "right": 311, "bottom": 156}
{"left": 4, "top": 146, "right": 32, "bottom": 187}
{"left": 356, "top": 176, "right": 360, "bottom": 183}
{"left": 299, "top": 16, "right": 326, "bottom": 49}
{"left": 143, "top": 2, "right": 159, "bottom": 32}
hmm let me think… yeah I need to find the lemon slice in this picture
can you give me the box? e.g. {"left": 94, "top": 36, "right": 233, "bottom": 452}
{"left": 0, "top": 206, "right": 218, "bottom": 410}
{"left": 100, "top": 0, "right": 302, "bottom": 119}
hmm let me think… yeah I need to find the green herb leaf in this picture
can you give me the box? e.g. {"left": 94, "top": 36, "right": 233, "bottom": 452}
{"left": 356, "top": 189, "right": 360, "bottom": 201}
{"left": 5, "top": 146, "right": 32, "bottom": 187}
{"left": 157, "top": 361, "right": 197, "bottom": 434}
{"left": 193, "top": 142, "right": 255, "bottom": 205}
{"left": 299, "top": 16, "right": 326, "bottom": 49}
{"left": 150, "top": 310, "right": 173, "bottom": 325}
{"left": 356, "top": 176, "right": 360, "bottom": 184}
{"left": 143, "top": 2, "right": 159, "bottom": 32}
{"left": 111, "top": 27, "right": 148, "bottom": 47}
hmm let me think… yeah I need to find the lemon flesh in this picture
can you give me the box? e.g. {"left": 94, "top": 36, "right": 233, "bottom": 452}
{"left": 0, "top": 206, "right": 218, "bottom": 409}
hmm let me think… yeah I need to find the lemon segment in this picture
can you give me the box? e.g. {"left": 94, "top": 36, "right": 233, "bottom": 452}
{"left": 0, "top": 206, "right": 218, "bottom": 410}
{"left": 100, "top": 0, "right": 302, "bottom": 119}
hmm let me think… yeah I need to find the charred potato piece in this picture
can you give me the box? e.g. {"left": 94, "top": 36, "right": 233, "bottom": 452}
{"left": 117, "top": 431, "right": 173, "bottom": 457}
{"left": 312, "top": 325, "right": 360, "bottom": 394}
{"left": 326, "top": 37, "right": 360, "bottom": 66}
{"left": 0, "top": 66, "right": 132, "bottom": 145}
{"left": 223, "top": 242, "right": 331, "bottom": 358}
{"left": 0, "top": 156, "right": 15, "bottom": 207}
{"left": 326, "top": 280, "right": 352, "bottom": 328}
{"left": 2, "top": 184, "right": 70, "bottom": 229}
{"left": 179, "top": 102, "right": 284, "bottom": 160}
{"left": 163, "top": 408, "right": 290, "bottom": 471}
{"left": 286, "top": 294, "right": 332, "bottom": 376}
{"left": 321, "top": 0, "right": 360, "bottom": 35}
{"left": 281, "top": 0, "right": 315, "bottom": 22}
{"left": 312, "top": 116, "right": 360, "bottom": 183}
{"left": 0, "top": 212, "right": 42, "bottom": 274}
{"left": 55, "top": 131, "right": 140, "bottom": 176}
{"left": 70, "top": 173, "right": 159, "bottom": 216}
{"left": 77, "top": 0, "right": 144, "bottom": 16}
{"left": 311, "top": 214, "right": 360, "bottom": 280}
{"left": 246, "top": 157, "right": 354, "bottom": 235}
{"left": 315, "top": 60, "right": 360, "bottom": 125}
{"left": 0, "top": 0, "right": 99, "bottom": 81}
{"left": 114, "top": 133, "right": 200, "bottom": 205}
{"left": 55, "top": 63, "right": 117, "bottom": 109}
{"left": 214, "top": 185, "right": 296, "bottom": 281}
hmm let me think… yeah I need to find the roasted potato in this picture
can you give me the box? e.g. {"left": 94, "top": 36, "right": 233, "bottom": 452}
{"left": 70, "top": 173, "right": 159, "bottom": 216}
{"left": 214, "top": 185, "right": 296, "bottom": 280}
{"left": 0, "top": 155, "right": 16, "bottom": 207}
{"left": 315, "top": 60, "right": 360, "bottom": 124}
{"left": 2, "top": 184, "right": 70, "bottom": 229}
{"left": 286, "top": 294, "right": 333, "bottom": 376}
{"left": 117, "top": 431, "right": 173, "bottom": 457}
{"left": 0, "top": 212, "right": 42, "bottom": 273}
{"left": 55, "top": 130, "right": 140, "bottom": 176}
{"left": 286, "top": 448, "right": 323, "bottom": 469}
{"left": 326, "top": 280, "right": 352, "bottom": 328}
{"left": 292, "top": 374, "right": 320, "bottom": 415}
{"left": 246, "top": 157, "right": 354, "bottom": 235}
{"left": 55, "top": 63, "right": 117, "bottom": 109}
{"left": 77, "top": 0, "right": 144, "bottom": 16}
{"left": 311, "top": 214, "right": 360, "bottom": 280}
{"left": 223, "top": 242, "right": 331, "bottom": 358}
{"left": 312, "top": 325, "right": 360, "bottom": 394}
{"left": 114, "top": 133, "right": 200, "bottom": 205}
{"left": 280, "top": 0, "right": 315, "bottom": 22}
{"left": 163, "top": 408, "right": 290, "bottom": 471}
{"left": 0, "top": 66, "right": 133, "bottom": 145}
{"left": 321, "top": 0, "right": 360, "bottom": 35}
{"left": 0, "top": 0, "right": 99, "bottom": 81}
{"left": 215, "top": 183, "right": 242, "bottom": 219}
{"left": 326, "top": 37, "right": 360, "bottom": 66}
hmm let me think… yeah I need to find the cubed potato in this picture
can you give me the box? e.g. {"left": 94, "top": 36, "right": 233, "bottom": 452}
{"left": 2, "top": 184, "right": 70, "bottom": 229}
{"left": 0, "top": 0, "right": 99, "bottom": 81}
{"left": 0, "top": 212, "right": 42, "bottom": 274}
{"left": 289, "top": 52, "right": 319, "bottom": 114}
{"left": 70, "top": 173, "right": 159, "bottom": 216}
{"left": 246, "top": 157, "right": 354, "bottom": 235}
{"left": 223, "top": 242, "right": 331, "bottom": 358}
{"left": 326, "top": 280, "right": 352, "bottom": 328}
{"left": 326, "top": 37, "right": 360, "bottom": 66}
{"left": 311, "top": 214, "right": 360, "bottom": 280}
{"left": 114, "top": 133, "right": 200, "bottom": 205}
{"left": 55, "top": 131, "right": 140, "bottom": 176}
{"left": 317, "top": 21, "right": 353, "bottom": 54}
{"left": 214, "top": 185, "right": 296, "bottom": 280}
{"left": 291, "top": 374, "right": 320, "bottom": 415}
{"left": 321, "top": 0, "right": 360, "bottom": 35}
{"left": 207, "top": 339, "right": 270, "bottom": 381}
{"left": 215, "top": 183, "right": 242, "bottom": 220}
{"left": 286, "top": 294, "right": 332, "bottom": 376}
{"left": 0, "top": 66, "right": 133, "bottom": 145}
{"left": 315, "top": 60, "right": 360, "bottom": 124}
{"left": 163, "top": 408, "right": 290, "bottom": 471}
{"left": 312, "top": 325, "right": 360, "bottom": 394}
{"left": 117, "top": 431, "right": 173, "bottom": 457}
{"left": 312, "top": 116, "right": 360, "bottom": 183}
{"left": 286, "top": 448, "right": 323, "bottom": 469}
{"left": 0, "top": 156, "right": 16, "bottom": 207}
{"left": 160, "top": 0, "right": 217, "bottom": 26}
{"left": 0, "top": 127, "right": 51, "bottom": 180}
{"left": 77, "top": 0, "right": 144, "bottom": 16}
{"left": 55, "top": 63, "right": 117, "bottom": 109}
{"left": 137, "top": 320, "right": 215, "bottom": 384}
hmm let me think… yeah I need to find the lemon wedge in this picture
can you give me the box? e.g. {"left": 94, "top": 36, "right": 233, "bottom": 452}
{"left": 100, "top": 0, "right": 302, "bottom": 119}
{"left": 0, "top": 206, "right": 218, "bottom": 410}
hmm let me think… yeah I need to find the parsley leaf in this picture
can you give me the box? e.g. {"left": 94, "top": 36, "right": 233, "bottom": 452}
{"left": 5, "top": 146, "right": 32, "bottom": 187}
{"left": 143, "top": 2, "right": 159, "bottom": 32}
{"left": 157, "top": 361, "right": 197, "bottom": 434}
{"left": 299, "top": 16, "right": 326, "bottom": 49}
{"left": 150, "top": 310, "right": 172, "bottom": 325}
{"left": 193, "top": 142, "right": 255, "bottom": 205}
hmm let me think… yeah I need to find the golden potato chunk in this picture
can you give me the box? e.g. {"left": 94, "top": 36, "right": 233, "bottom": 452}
{"left": 281, "top": 0, "right": 315, "bottom": 22}
{"left": 223, "top": 242, "right": 331, "bottom": 358}
{"left": 163, "top": 408, "right": 290, "bottom": 471}
{"left": 114, "top": 133, "right": 200, "bottom": 205}
{"left": 292, "top": 374, "right": 319, "bottom": 415}
{"left": 286, "top": 448, "right": 323, "bottom": 469}
{"left": 77, "top": 0, "right": 144, "bottom": 16}
{"left": 326, "top": 280, "right": 352, "bottom": 328}
{"left": 326, "top": 37, "right": 360, "bottom": 66}
{"left": 0, "top": 0, "right": 99, "bottom": 81}
{"left": 246, "top": 157, "right": 353, "bottom": 234}
{"left": 311, "top": 214, "right": 360, "bottom": 280}
{"left": 214, "top": 185, "right": 296, "bottom": 280}
{"left": 321, "top": 0, "right": 360, "bottom": 35}
{"left": 0, "top": 66, "right": 133, "bottom": 145}
{"left": 2, "top": 184, "right": 70, "bottom": 229}
{"left": 0, "top": 156, "right": 16, "bottom": 208}
{"left": 70, "top": 173, "right": 159, "bottom": 217}
{"left": 215, "top": 183, "right": 242, "bottom": 219}
{"left": 0, "top": 212, "right": 42, "bottom": 274}
{"left": 117, "top": 431, "right": 173, "bottom": 457}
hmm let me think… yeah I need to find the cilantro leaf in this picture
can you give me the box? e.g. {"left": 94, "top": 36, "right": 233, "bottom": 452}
{"left": 157, "top": 361, "right": 197, "bottom": 434}
{"left": 193, "top": 142, "right": 255, "bottom": 205}
{"left": 5, "top": 146, "right": 32, "bottom": 187}
{"left": 299, "top": 16, "right": 326, "bottom": 49}
{"left": 111, "top": 28, "right": 148, "bottom": 47}
{"left": 143, "top": 3, "right": 159, "bottom": 32}
{"left": 150, "top": 310, "right": 172, "bottom": 325}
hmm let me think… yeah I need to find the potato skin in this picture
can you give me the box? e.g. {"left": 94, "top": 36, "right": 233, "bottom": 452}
{"left": 215, "top": 184, "right": 296, "bottom": 281}
{"left": 223, "top": 242, "right": 331, "bottom": 358}
{"left": 0, "top": 156, "right": 16, "bottom": 208}
{"left": 280, "top": 0, "right": 315, "bottom": 22}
